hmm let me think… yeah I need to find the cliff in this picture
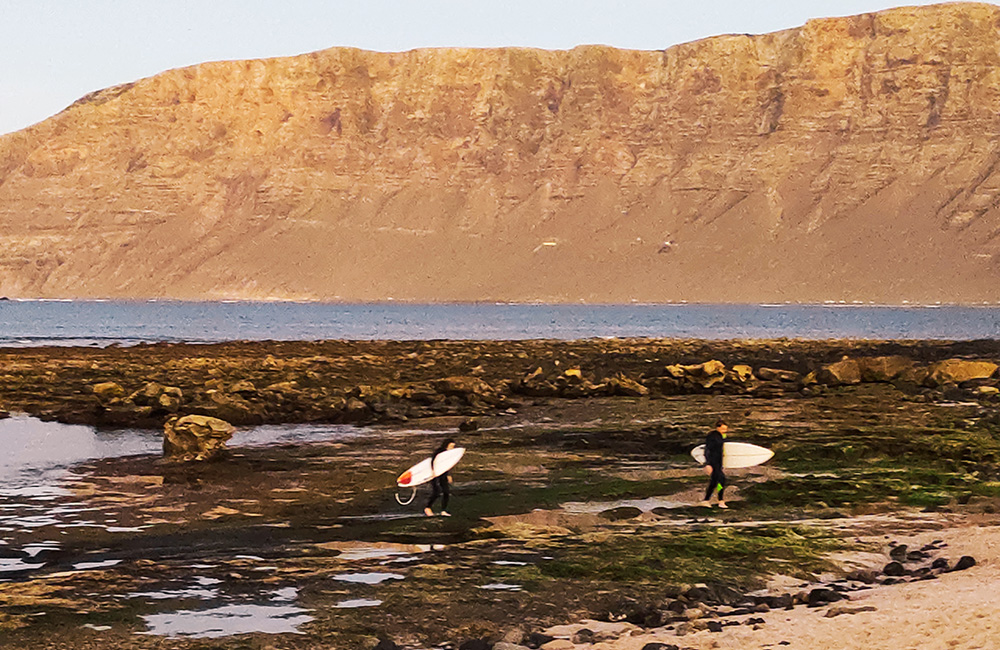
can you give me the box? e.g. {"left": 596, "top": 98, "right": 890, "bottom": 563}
{"left": 2, "top": 2, "right": 1000, "bottom": 303}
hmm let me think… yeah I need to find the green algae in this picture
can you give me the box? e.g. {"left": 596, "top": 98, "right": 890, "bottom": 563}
{"left": 530, "top": 525, "right": 841, "bottom": 588}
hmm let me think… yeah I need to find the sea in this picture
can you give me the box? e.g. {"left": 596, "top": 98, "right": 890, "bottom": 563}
{"left": 0, "top": 300, "right": 998, "bottom": 346}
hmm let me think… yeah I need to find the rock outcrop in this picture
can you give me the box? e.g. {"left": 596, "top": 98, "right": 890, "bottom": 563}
{"left": 163, "top": 414, "right": 235, "bottom": 461}
{"left": 2, "top": 4, "right": 1000, "bottom": 302}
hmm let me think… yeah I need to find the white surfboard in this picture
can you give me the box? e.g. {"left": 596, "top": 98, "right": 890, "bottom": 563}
{"left": 397, "top": 447, "right": 466, "bottom": 487}
{"left": 691, "top": 441, "right": 773, "bottom": 469}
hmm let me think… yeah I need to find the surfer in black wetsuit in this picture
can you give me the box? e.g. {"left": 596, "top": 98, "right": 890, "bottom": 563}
{"left": 424, "top": 439, "right": 456, "bottom": 517}
{"left": 700, "top": 419, "right": 729, "bottom": 509}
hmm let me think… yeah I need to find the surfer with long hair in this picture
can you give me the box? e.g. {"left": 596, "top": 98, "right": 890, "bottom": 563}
{"left": 424, "top": 438, "right": 456, "bottom": 516}
{"left": 700, "top": 419, "right": 729, "bottom": 509}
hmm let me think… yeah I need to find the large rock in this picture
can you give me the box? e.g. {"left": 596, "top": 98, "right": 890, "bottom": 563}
{"left": 816, "top": 358, "right": 862, "bottom": 386}
{"left": 924, "top": 359, "right": 999, "bottom": 387}
{"left": 433, "top": 376, "right": 494, "bottom": 399}
{"left": 163, "top": 415, "right": 235, "bottom": 461}
{"left": 858, "top": 356, "right": 915, "bottom": 382}
{"left": 757, "top": 367, "right": 801, "bottom": 383}
{"left": 128, "top": 382, "right": 183, "bottom": 412}
{"left": 91, "top": 381, "right": 126, "bottom": 404}
{"left": 605, "top": 374, "right": 649, "bottom": 397}
{"left": 516, "top": 368, "right": 560, "bottom": 397}
{"left": 197, "top": 390, "right": 263, "bottom": 424}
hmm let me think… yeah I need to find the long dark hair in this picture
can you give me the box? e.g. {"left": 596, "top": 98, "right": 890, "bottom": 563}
{"left": 432, "top": 438, "right": 455, "bottom": 458}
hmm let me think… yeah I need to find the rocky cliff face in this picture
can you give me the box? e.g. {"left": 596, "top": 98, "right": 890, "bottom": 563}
{"left": 2, "top": 3, "right": 1000, "bottom": 303}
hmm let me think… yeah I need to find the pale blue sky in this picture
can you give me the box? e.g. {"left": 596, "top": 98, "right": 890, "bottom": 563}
{"left": 0, "top": 1, "right": 983, "bottom": 135}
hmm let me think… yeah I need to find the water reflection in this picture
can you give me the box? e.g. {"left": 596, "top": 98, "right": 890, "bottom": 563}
{"left": 0, "top": 416, "right": 159, "bottom": 490}
{"left": 332, "top": 572, "right": 405, "bottom": 585}
{"left": 0, "top": 416, "right": 369, "bottom": 494}
{"left": 141, "top": 603, "right": 314, "bottom": 639}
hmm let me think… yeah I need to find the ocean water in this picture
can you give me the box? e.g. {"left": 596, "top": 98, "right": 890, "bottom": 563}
{"left": 0, "top": 300, "right": 997, "bottom": 346}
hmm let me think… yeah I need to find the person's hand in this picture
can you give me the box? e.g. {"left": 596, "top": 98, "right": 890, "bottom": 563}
{"left": 448, "top": 475, "right": 454, "bottom": 484}
{"left": 703, "top": 465, "right": 713, "bottom": 476}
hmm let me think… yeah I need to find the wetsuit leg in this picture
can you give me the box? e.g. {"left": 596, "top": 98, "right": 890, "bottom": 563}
{"left": 426, "top": 477, "right": 442, "bottom": 510}
{"left": 705, "top": 466, "right": 724, "bottom": 500}
{"left": 716, "top": 469, "right": 727, "bottom": 500}
{"left": 440, "top": 476, "right": 450, "bottom": 511}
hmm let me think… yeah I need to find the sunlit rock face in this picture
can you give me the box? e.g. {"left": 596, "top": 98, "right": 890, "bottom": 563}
{"left": 2, "top": 3, "right": 1000, "bottom": 303}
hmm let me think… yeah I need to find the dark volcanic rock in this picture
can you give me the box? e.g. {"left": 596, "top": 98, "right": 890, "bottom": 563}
{"left": 523, "top": 632, "right": 555, "bottom": 649}
{"left": 806, "top": 587, "right": 846, "bottom": 606}
{"left": 883, "top": 561, "right": 907, "bottom": 577}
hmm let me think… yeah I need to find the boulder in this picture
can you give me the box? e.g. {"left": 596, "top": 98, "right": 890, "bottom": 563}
{"left": 433, "top": 376, "right": 494, "bottom": 398}
{"left": 883, "top": 561, "right": 906, "bottom": 576}
{"left": 341, "top": 397, "right": 373, "bottom": 423}
{"left": 756, "top": 367, "right": 801, "bottom": 383}
{"left": 92, "top": 381, "right": 126, "bottom": 404}
{"left": 684, "top": 360, "right": 726, "bottom": 378}
{"left": 553, "top": 369, "right": 603, "bottom": 397}
{"left": 816, "top": 358, "right": 862, "bottom": 386}
{"left": 640, "top": 643, "right": 680, "bottom": 650}
{"left": 127, "top": 382, "right": 183, "bottom": 412}
{"left": 925, "top": 359, "right": 999, "bottom": 387}
{"left": 606, "top": 374, "right": 649, "bottom": 397}
{"left": 681, "top": 360, "right": 727, "bottom": 388}
{"left": 662, "top": 364, "right": 686, "bottom": 379}
{"left": 729, "top": 364, "right": 755, "bottom": 383}
{"left": 264, "top": 381, "right": 300, "bottom": 394}
{"left": 806, "top": 587, "right": 846, "bottom": 606}
{"left": 157, "top": 389, "right": 183, "bottom": 413}
{"left": 163, "top": 415, "right": 235, "bottom": 461}
{"left": 951, "top": 556, "right": 977, "bottom": 572}
{"left": 523, "top": 632, "right": 555, "bottom": 649}
{"left": 129, "top": 381, "right": 165, "bottom": 406}
{"left": 198, "top": 390, "right": 262, "bottom": 424}
{"left": 857, "top": 356, "right": 915, "bottom": 382}
{"left": 228, "top": 380, "right": 258, "bottom": 396}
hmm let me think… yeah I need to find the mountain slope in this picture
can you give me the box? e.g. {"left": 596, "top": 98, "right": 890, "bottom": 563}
{"left": 2, "top": 3, "right": 1000, "bottom": 302}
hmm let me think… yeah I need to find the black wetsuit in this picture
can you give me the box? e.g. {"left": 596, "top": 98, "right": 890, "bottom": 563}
{"left": 426, "top": 446, "right": 452, "bottom": 511}
{"left": 704, "top": 430, "right": 727, "bottom": 500}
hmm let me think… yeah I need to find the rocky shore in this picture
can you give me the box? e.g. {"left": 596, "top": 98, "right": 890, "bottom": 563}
{"left": 0, "top": 338, "right": 998, "bottom": 649}
{"left": 1, "top": 338, "right": 998, "bottom": 430}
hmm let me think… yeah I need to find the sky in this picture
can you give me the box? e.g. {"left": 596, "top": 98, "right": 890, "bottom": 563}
{"left": 0, "top": 0, "right": 987, "bottom": 135}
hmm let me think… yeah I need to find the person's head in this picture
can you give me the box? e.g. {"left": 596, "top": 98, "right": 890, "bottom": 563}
{"left": 715, "top": 419, "right": 729, "bottom": 435}
{"left": 435, "top": 438, "right": 456, "bottom": 453}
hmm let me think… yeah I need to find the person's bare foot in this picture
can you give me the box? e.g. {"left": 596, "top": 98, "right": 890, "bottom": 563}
{"left": 424, "top": 507, "right": 434, "bottom": 516}
{"left": 698, "top": 500, "right": 712, "bottom": 508}
{"left": 717, "top": 501, "right": 728, "bottom": 509}
{"left": 440, "top": 511, "right": 451, "bottom": 517}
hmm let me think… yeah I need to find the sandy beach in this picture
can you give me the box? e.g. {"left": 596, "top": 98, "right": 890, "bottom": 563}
{"left": 541, "top": 517, "right": 1000, "bottom": 650}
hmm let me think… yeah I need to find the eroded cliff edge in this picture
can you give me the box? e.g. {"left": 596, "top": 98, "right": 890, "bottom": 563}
{"left": 2, "top": 3, "right": 1000, "bottom": 303}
